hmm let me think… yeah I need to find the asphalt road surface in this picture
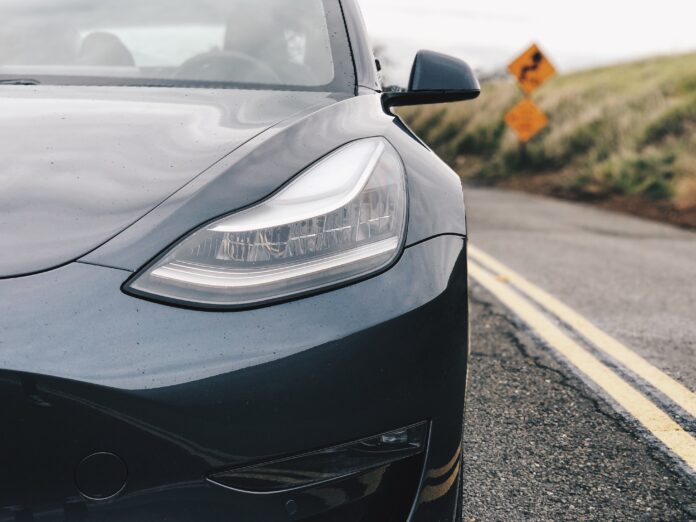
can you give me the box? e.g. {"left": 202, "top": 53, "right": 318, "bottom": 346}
{"left": 461, "top": 186, "right": 696, "bottom": 520}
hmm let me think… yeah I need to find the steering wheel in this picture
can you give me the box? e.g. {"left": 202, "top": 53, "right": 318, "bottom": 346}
{"left": 175, "top": 51, "right": 281, "bottom": 84}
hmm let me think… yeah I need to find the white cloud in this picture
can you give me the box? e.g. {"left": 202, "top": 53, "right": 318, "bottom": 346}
{"left": 359, "top": 0, "right": 696, "bottom": 84}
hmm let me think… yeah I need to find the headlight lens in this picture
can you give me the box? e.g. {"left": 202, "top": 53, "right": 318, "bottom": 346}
{"left": 126, "top": 138, "right": 407, "bottom": 308}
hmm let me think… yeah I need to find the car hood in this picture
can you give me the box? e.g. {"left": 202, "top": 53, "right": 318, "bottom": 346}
{"left": 0, "top": 85, "right": 340, "bottom": 278}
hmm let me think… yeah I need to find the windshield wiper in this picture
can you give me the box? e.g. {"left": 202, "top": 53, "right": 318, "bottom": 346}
{"left": 0, "top": 78, "right": 41, "bottom": 85}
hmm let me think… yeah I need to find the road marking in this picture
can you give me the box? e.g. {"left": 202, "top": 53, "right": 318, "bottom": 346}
{"left": 468, "top": 260, "right": 696, "bottom": 473}
{"left": 469, "top": 245, "right": 696, "bottom": 419}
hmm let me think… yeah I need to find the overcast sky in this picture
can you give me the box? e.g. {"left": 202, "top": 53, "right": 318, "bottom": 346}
{"left": 359, "top": 0, "right": 696, "bottom": 85}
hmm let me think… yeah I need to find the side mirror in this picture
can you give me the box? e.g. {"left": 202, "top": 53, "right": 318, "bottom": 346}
{"left": 383, "top": 50, "right": 481, "bottom": 109}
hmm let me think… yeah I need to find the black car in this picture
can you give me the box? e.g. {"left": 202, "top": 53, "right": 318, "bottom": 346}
{"left": 0, "top": 0, "right": 479, "bottom": 520}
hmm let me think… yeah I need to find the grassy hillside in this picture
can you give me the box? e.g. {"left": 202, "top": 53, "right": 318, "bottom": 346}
{"left": 399, "top": 53, "right": 696, "bottom": 228}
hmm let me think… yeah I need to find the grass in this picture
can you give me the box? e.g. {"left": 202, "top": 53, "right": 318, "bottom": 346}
{"left": 399, "top": 52, "right": 696, "bottom": 225}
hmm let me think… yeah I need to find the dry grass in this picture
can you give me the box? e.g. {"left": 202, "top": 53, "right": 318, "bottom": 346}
{"left": 399, "top": 52, "right": 696, "bottom": 226}
{"left": 675, "top": 176, "right": 696, "bottom": 210}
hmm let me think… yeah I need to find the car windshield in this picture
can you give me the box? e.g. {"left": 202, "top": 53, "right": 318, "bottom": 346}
{"left": 0, "top": 0, "right": 353, "bottom": 91}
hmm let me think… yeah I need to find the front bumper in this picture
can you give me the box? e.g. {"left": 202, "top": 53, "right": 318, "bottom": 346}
{"left": 0, "top": 235, "right": 469, "bottom": 521}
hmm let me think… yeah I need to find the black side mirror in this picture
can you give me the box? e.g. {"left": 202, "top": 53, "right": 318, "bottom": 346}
{"left": 383, "top": 50, "right": 481, "bottom": 109}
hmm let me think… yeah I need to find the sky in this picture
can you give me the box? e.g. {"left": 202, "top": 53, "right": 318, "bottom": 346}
{"left": 359, "top": 0, "right": 696, "bottom": 85}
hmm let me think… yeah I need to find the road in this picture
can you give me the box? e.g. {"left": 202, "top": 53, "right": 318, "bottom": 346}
{"left": 461, "top": 186, "right": 696, "bottom": 520}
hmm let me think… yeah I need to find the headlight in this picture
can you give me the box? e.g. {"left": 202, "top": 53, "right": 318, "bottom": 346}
{"left": 126, "top": 138, "right": 407, "bottom": 308}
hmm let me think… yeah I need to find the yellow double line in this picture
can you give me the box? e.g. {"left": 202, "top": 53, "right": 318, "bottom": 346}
{"left": 468, "top": 245, "right": 696, "bottom": 473}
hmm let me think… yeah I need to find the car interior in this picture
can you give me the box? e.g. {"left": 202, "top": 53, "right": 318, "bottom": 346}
{"left": 0, "top": 0, "right": 335, "bottom": 87}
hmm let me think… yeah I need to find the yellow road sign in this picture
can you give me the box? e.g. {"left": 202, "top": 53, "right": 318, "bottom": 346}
{"left": 505, "top": 99, "right": 549, "bottom": 142}
{"left": 508, "top": 44, "right": 556, "bottom": 94}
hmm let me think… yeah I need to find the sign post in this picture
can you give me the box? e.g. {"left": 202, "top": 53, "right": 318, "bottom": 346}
{"left": 507, "top": 44, "right": 556, "bottom": 95}
{"left": 505, "top": 44, "right": 555, "bottom": 152}
{"left": 504, "top": 99, "right": 549, "bottom": 144}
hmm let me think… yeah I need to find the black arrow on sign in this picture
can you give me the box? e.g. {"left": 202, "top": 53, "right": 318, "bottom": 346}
{"left": 520, "top": 51, "right": 543, "bottom": 81}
